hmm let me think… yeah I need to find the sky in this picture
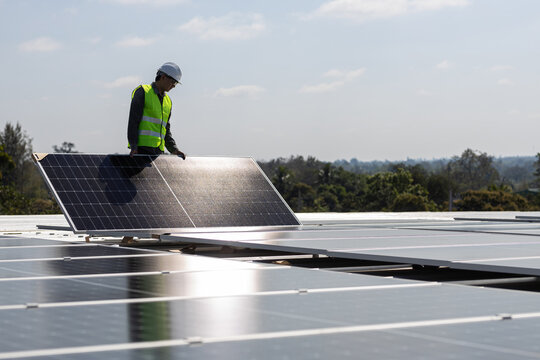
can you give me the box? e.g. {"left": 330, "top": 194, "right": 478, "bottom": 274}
{"left": 1, "top": 0, "right": 539, "bottom": 162}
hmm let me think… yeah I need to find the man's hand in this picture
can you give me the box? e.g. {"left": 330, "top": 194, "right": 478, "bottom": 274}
{"left": 171, "top": 149, "right": 186, "bottom": 160}
{"left": 129, "top": 149, "right": 138, "bottom": 157}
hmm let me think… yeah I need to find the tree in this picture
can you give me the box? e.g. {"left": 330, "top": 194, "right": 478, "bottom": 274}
{"left": 271, "top": 166, "right": 294, "bottom": 199}
{"left": 533, "top": 153, "right": 540, "bottom": 187}
{"left": 360, "top": 169, "right": 437, "bottom": 211}
{"left": 53, "top": 142, "right": 78, "bottom": 153}
{"left": 0, "top": 145, "right": 15, "bottom": 182}
{"left": 0, "top": 122, "right": 33, "bottom": 190}
{"left": 391, "top": 193, "right": 435, "bottom": 212}
{"left": 448, "top": 149, "right": 499, "bottom": 192}
{"left": 288, "top": 182, "right": 316, "bottom": 212}
{"left": 315, "top": 184, "right": 343, "bottom": 212}
{"left": 425, "top": 172, "right": 458, "bottom": 209}
{"left": 258, "top": 155, "right": 324, "bottom": 187}
{"left": 0, "top": 123, "right": 52, "bottom": 200}
{"left": 0, "top": 185, "right": 30, "bottom": 215}
{"left": 390, "top": 163, "right": 428, "bottom": 188}
{"left": 455, "top": 189, "right": 529, "bottom": 211}
{"left": 318, "top": 163, "right": 335, "bottom": 185}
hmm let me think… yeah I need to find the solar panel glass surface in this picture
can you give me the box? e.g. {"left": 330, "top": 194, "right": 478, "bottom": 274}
{"left": 35, "top": 154, "right": 299, "bottom": 232}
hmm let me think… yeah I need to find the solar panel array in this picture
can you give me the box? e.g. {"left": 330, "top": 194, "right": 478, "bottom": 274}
{"left": 34, "top": 154, "right": 299, "bottom": 233}
{"left": 3, "top": 234, "right": 540, "bottom": 359}
{"left": 166, "top": 219, "right": 540, "bottom": 276}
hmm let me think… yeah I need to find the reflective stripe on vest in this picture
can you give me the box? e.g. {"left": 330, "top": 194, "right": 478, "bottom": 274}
{"left": 129, "top": 84, "right": 171, "bottom": 151}
{"left": 138, "top": 129, "right": 164, "bottom": 139}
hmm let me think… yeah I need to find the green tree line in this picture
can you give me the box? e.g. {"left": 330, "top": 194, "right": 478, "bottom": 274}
{"left": 1, "top": 121, "right": 540, "bottom": 214}
{"left": 259, "top": 150, "right": 540, "bottom": 212}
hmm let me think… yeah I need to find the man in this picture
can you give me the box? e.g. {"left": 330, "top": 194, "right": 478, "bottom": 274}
{"left": 127, "top": 62, "right": 186, "bottom": 159}
{"left": 123, "top": 62, "right": 186, "bottom": 245}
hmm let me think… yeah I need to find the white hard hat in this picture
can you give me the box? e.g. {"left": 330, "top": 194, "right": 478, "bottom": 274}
{"left": 158, "top": 62, "right": 182, "bottom": 84}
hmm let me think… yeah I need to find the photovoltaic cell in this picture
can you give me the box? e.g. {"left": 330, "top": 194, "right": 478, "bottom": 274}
{"left": 34, "top": 154, "right": 299, "bottom": 232}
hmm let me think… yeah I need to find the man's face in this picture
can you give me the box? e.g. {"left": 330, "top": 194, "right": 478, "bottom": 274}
{"left": 163, "top": 75, "right": 178, "bottom": 92}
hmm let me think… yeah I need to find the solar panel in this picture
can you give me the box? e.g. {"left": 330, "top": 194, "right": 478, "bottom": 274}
{"left": 165, "top": 227, "right": 540, "bottom": 276}
{"left": 0, "top": 244, "right": 145, "bottom": 261}
{"left": 32, "top": 320, "right": 540, "bottom": 360}
{"left": 4, "top": 218, "right": 540, "bottom": 359}
{"left": 0, "top": 266, "right": 421, "bottom": 307}
{"left": 0, "top": 251, "right": 263, "bottom": 279}
{"left": 2, "top": 282, "right": 540, "bottom": 356}
{"left": 33, "top": 154, "right": 300, "bottom": 233}
{"left": 0, "top": 237, "right": 76, "bottom": 247}
{"left": 153, "top": 156, "right": 299, "bottom": 227}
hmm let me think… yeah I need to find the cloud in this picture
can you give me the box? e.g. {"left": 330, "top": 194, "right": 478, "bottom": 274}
{"left": 179, "top": 13, "right": 265, "bottom": 40}
{"left": 435, "top": 60, "right": 452, "bottom": 70}
{"left": 324, "top": 68, "right": 366, "bottom": 80}
{"left": 103, "top": 76, "right": 142, "bottom": 88}
{"left": 18, "top": 37, "right": 62, "bottom": 52}
{"left": 299, "top": 81, "right": 346, "bottom": 94}
{"left": 300, "top": 67, "right": 366, "bottom": 94}
{"left": 305, "top": 0, "right": 469, "bottom": 21}
{"left": 214, "top": 85, "right": 265, "bottom": 98}
{"left": 116, "top": 36, "right": 158, "bottom": 47}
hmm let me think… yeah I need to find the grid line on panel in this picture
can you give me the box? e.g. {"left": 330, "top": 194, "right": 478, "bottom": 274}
{"left": 152, "top": 160, "right": 195, "bottom": 228}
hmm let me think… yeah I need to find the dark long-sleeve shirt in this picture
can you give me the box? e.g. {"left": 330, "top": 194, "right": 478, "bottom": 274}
{"left": 127, "top": 82, "right": 179, "bottom": 154}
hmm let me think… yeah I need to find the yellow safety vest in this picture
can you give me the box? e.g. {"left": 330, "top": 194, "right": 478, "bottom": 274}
{"left": 131, "top": 84, "right": 171, "bottom": 151}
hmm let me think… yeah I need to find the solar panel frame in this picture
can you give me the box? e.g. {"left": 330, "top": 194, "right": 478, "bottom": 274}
{"left": 33, "top": 153, "right": 300, "bottom": 234}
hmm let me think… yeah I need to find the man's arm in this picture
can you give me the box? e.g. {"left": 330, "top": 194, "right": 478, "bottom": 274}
{"left": 164, "top": 120, "right": 186, "bottom": 159}
{"left": 127, "top": 87, "right": 145, "bottom": 155}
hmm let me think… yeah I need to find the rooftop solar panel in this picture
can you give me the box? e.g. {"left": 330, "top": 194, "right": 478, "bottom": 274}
{"left": 0, "top": 267, "right": 423, "bottom": 307}
{"left": 0, "top": 251, "right": 263, "bottom": 279}
{"left": 0, "top": 238, "right": 77, "bottom": 247}
{"left": 33, "top": 154, "right": 299, "bottom": 233}
{"left": 0, "top": 244, "right": 146, "bottom": 261}
{"left": 1, "top": 284, "right": 540, "bottom": 356}
{"left": 4, "top": 216, "right": 540, "bottom": 359}
{"left": 31, "top": 318, "right": 540, "bottom": 360}
{"left": 154, "top": 156, "right": 299, "bottom": 227}
{"left": 164, "top": 227, "right": 540, "bottom": 276}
